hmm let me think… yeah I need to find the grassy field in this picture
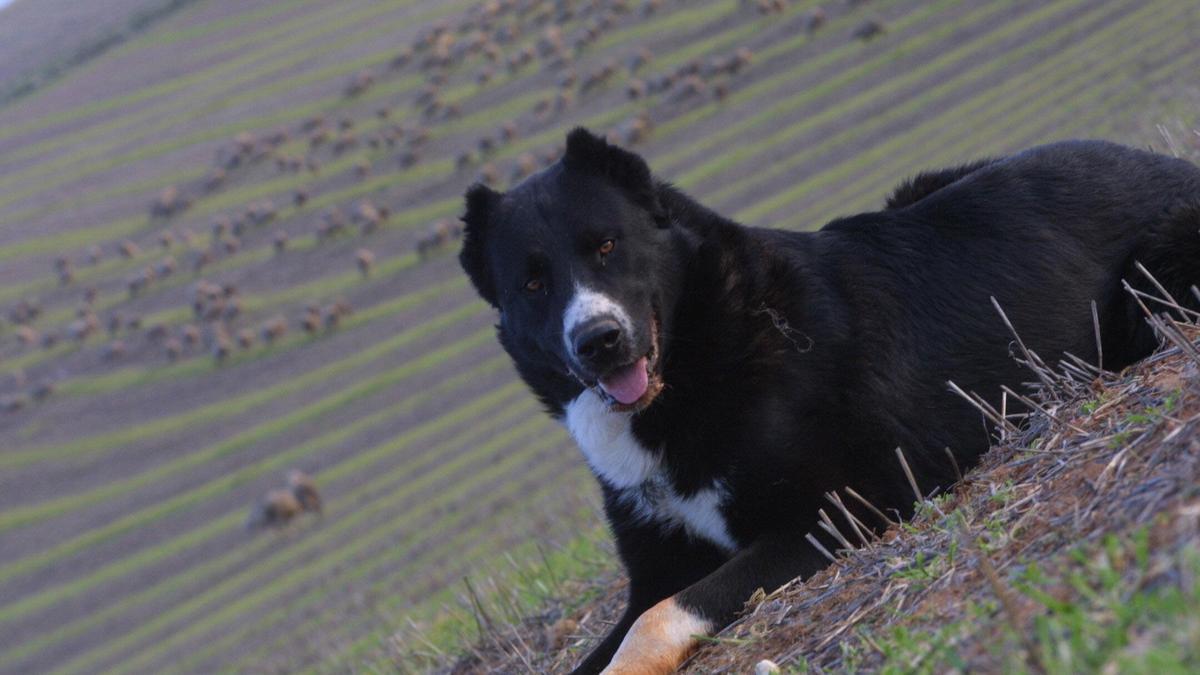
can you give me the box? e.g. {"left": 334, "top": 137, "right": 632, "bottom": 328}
{"left": 0, "top": 0, "right": 1197, "bottom": 672}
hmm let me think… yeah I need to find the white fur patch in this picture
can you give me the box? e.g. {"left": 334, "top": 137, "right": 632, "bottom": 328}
{"left": 561, "top": 284, "right": 633, "bottom": 356}
{"left": 629, "top": 478, "right": 739, "bottom": 553}
{"left": 565, "top": 388, "right": 659, "bottom": 488}
{"left": 564, "top": 389, "right": 739, "bottom": 553}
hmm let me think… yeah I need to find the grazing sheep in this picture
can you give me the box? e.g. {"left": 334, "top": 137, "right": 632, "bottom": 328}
{"left": 222, "top": 297, "right": 243, "bottom": 321}
{"left": 221, "top": 235, "right": 241, "bottom": 255}
{"left": 293, "top": 188, "right": 309, "bottom": 208}
{"left": 146, "top": 323, "right": 169, "bottom": 341}
{"left": 150, "top": 186, "right": 183, "bottom": 218}
{"left": 390, "top": 46, "right": 414, "bottom": 70}
{"left": 158, "top": 231, "right": 176, "bottom": 250}
{"left": 204, "top": 168, "right": 227, "bottom": 192}
{"left": 509, "top": 152, "right": 538, "bottom": 182}
{"left": 119, "top": 240, "right": 142, "bottom": 259}
{"left": 322, "top": 299, "right": 351, "bottom": 330}
{"left": 288, "top": 470, "right": 323, "bottom": 513}
{"left": 126, "top": 315, "right": 142, "bottom": 331}
{"left": 157, "top": 256, "right": 177, "bottom": 278}
{"left": 1, "top": 395, "right": 28, "bottom": 413}
{"left": 355, "top": 248, "right": 376, "bottom": 277}
{"left": 803, "top": 7, "right": 827, "bottom": 32}
{"left": 455, "top": 151, "right": 475, "bottom": 170}
{"left": 31, "top": 381, "right": 55, "bottom": 402}
{"left": 273, "top": 231, "right": 288, "bottom": 254}
{"left": 477, "top": 162, "right": 500, "bottom": 186}
{"left": 344, "top": 69, "right": 375, "bottom": 97}
{"left": 9, "top": 298, "right": 42, "bottom": 324}
{"left": 354, "top": 202, "right": 385, "bottom": 235}
{"left": 354, "top": 159, "right": 371, "bottom": 180}
{"left": 206, "top": 325, "right": 232, "bottom": 362}
{"left": 301, "top": 308, "right": 322, "bottom": 335}
{"left": 236, "top": 329, "right": 256, "bottom": 350}
{"left": 260, "top": 315, "right": 288, "bottom": 344}
{"left": 165, "top": 337, "right": 183, "bottom": 361}
{"left": 67, "top": 319, "right": 91, "bottom": 343}
{"left": 191, "top": 250, "right": 213, "bottom": 273}
{"left": 103, "top": 340, "right": 126, "bottom": 361}
{"left": 246, "top": 489, "right": 303, "bottom": 529}
{"left": 15, "top": 325, "right": 38, "bottom": 347}
{"left": 181, "top": 324, "right": 201, "bottom": 347}
{"left": 40, "top": 330, "right": 59, "bottom": 349}
{"left": 852, "top": 18, "right": 886, "bottom": 41}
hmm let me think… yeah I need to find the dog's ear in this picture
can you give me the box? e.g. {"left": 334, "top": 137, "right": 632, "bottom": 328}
{"left": 564, "top": 127, "right": 667, "bottom": 227}
{"left": 459, "top": 183, "right": 502, "bottom": 307}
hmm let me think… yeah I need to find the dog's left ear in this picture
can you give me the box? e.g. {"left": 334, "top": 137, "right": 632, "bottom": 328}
{"left": 564, "top": 127, "right": 667, "bottom": 227}
{"left": 459, "top": 183, "right": 502, "bottom": 307}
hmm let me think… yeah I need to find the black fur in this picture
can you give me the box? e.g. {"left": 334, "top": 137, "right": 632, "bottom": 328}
{"left": 458, "top": 128, "right": 1200, "bottom": 673}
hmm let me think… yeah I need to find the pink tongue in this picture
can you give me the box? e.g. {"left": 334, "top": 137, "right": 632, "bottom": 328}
{"left": 598, "top": 357, "right": 649, "bottom": 405}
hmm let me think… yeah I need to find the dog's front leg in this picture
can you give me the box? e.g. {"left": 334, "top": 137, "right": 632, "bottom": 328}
{"left": 600, "top": 535, "right": 829, "bottom": 674}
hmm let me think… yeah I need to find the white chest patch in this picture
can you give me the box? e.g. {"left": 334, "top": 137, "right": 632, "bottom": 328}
{"left": 564, "top": 389, "right": 739, "bottom": 553}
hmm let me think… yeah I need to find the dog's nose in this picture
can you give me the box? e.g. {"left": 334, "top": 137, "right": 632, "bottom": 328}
{"left": 573, "top": 318, "right": 624, "bottom": 367}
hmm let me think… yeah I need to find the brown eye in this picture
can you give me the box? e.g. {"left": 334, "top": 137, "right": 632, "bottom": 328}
{"left": 524, "top": 278, "right": 543, "bottom": 293}
{"left": 598, "top": 239, "right": 615, "bottom": 255}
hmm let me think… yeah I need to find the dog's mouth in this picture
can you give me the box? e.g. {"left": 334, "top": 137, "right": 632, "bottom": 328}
{"left": 594, "top": 317, "right": 662, "bottom": 413}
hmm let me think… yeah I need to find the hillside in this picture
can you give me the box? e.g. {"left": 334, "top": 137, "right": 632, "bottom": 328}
{"left": 0, "top": 0, "right": 1197, "bottom": 673}
{"left": 447, "top": 284, "right": 1200, "bottom": 673}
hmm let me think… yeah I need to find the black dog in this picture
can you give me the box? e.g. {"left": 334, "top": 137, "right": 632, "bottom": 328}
{"left": 459, "top": 128, "right": 1200, "bottom": 673}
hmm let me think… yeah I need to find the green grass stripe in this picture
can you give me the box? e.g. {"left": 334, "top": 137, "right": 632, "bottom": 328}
{"left": 0, "top": 315, "right": 488, "bottom": 544}
{"left": 648, "top": 0, "right": 959, "bottom": 173}
{"left": 1, "top": 293, "right": 482, "bottom": 470}
{"left": 245, "top": 479, "right": 594, "bottom": 671}
{"left": 0, "top": 0, "right": 727, "bottom": 246}
{"left": 5, "top": 363, "right": 524, "bottom": 671}
{"left": 144, "top": 0, "right": 328, "bottom": 48}
{"left": 229, "top": 469, "right": 594, "bottom": 674}
{"left": 1, "top": 372, "right": 530, "bottom": 667}
{"left": 672, "top": 0, "right": 1081, "bottom": 189}
{"left": 0, "top": 0, "right": 677, "bottom": 217}
{"left": 151, "top": 438, "right": 584, "bottom": 675}
{"left": 775, "top": 20, "right": 1197, "bottom": 230}
{"left": 67, "top": 416, "right": 567, "bottom": 675}
{"left": 0, "top": 0, "right": 436, "bottom": 151}
{"left": 167, "top": 430, "right": 585, "bottom": 674}
{"left": 716, "top": 0, "right": 1170, "bottom": 221}
{"left": 0, "top": 333, "right": 502, "bottom": 589}
{"left": 60, "top": 275, "right": 470, "bottom": 398}
{"left": 348, "top": 518, "right": 610, "bottom": 673}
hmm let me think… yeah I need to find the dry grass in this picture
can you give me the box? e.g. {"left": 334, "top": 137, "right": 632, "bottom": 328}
{"left": 446, "top": 277, "right": 1200, "bottom": 674}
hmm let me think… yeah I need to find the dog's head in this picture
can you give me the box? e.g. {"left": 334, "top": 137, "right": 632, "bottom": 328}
{"left": 459, "top": 128, "right": 683, "bottom": 414}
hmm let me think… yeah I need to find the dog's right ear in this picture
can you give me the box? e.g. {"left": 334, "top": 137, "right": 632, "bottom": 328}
{"left": 459, "top": 183, "right": 502, "bottom": 307}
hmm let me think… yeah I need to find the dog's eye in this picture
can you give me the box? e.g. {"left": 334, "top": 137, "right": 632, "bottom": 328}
{"left": 598, "top": 239, "right": 615, "bottom": 256}
{"left": 524, "top": 278, "right": 544, "bottom": 293}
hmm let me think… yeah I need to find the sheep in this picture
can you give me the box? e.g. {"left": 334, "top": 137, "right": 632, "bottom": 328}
{"left": 355, "top": 249, "right": 376, "bottom": 277}
{"left": 181, "top": 324, "right": 201, "bottom": 347}
{"left": 119, "top": 240, "right": 142, "bottom": 259}
{"left": 165, "top": 337, "right": 183, "bottom": 362}
{"left": 509, "top": 152, "right": 538, "bottom": 182}
{"left": 146, "top": 323, "right": 169, "bottom": 341}
{"left": 301, "top": 308, "right": 322, "bottom": 335}
{"left": 852, "top": 18, "right": 886, "bottom": 41}
{"left": 236, "top": 329, "right": 256, "bottom": 350}
{"left": 15, "top": 325, "right": 38, "bottom": 347}
{"left": 1, "top": 395, "right": 28, "bottom": 414}
{"left": 627, "top": 46, "right": 653, "bottom": 73}
{"left": 288, "top": 470, "right": 323, "bottom": 514}
{"left": 103, "top": 340, "right": 126, "bottom": 361}
{"left": 83, "top": 286, "right": 98, "bottom": 305}
{"left": 156, "top": 256, "right": 177, "bottom": 279}
{"left": 150, "top": 186, "right": 185, "bottom": 219}
{"left": 9, "top": 298, "right": 42, "bottom": 324}
{"left": 322, "top": 299, "right": 352, "bottom": 330}
{"left": 246, "top": 489, "right": 303, "bottom": 529}
{"left": 204, "top": 168, "right": 227, "bottom": 193}
{"left": 222, "top": 297, "right": 243, "bottom": 321}
{"left": 293, "top": 188, "right": 309, "bottom": 208}
{"left": 31, "top": 381, "right": 55, "bottom": 402}
{"left": 158, "top": 231, "right": 177, "bottom": 250}
{"left": 354, "top": 202, "right": 385, "bottom": 235}
{"left": 354, "top": 159, "right": 371, "bottom": 180}
{"left": 344, "top": 69, "right": 375, "bottom": 97}
{"left": 67, "top": 319, "right": 92, "bottom": 343}
{"left": 259, "top": 315, "right": 288, "bottom": 344}
{"left": 803, "top": 7, "right": 827, "bottom": 32}
{"left": 273, "top": 231, "right": 288, "bottom": 254}
{"left": 126, "top": 315, "right": 142, "bottom": 331}
{"left": 220, "top": 235, "right": 240, "bottom": 255}
{"left": 41, "top": 331, "right": 59, "bottom": 349}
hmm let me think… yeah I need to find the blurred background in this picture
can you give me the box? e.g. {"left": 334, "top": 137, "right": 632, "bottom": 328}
{"left": 0, "top": 0, "right": 1196, "bottom": 672}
